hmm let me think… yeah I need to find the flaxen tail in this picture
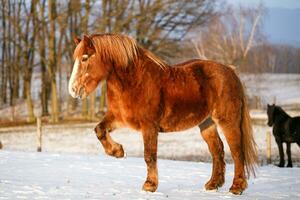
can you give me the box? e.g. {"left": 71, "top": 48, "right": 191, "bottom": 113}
{"left": 241, "top": 90, "right": 258, "bottom": 178}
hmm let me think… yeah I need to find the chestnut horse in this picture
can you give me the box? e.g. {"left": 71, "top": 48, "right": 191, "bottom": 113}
{"left": 69, "top": 33, "right": 257, "bottom": 195}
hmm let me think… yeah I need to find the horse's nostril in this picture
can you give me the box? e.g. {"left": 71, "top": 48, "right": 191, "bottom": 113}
{"left": 72, "top": 87, "right": 76, "bottom": 93}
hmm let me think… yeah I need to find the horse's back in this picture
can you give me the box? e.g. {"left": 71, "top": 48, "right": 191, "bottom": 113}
{"left": 172, "top": 59, "right": 244, "bottom": 108}
{"left": 290, "top": 117, "right": 300, "bottom": 136}
{"left": 158, "top": 59, "right": 244, "bottom": 132}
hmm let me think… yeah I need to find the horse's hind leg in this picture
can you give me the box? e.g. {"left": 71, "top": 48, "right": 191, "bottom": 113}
{"left": 217, "top": 120, "right": 247, "bottom": 195}
{"left": 286, "top": 143, "right": 293, "bottom": 167}
{"left": 94, "top": 114, "right": 125, "bottom": 158}
{"left": 199, "top": 119, "right": 225, "bottom": 191}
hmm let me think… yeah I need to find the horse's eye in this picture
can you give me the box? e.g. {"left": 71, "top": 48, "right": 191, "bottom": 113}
{"left": 82, "top": 54, "right": 89, "bottom": 62}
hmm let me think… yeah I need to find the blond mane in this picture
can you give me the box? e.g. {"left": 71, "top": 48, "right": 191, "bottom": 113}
{"left": 74, "top": 33, "right": 167, "bottom": 69}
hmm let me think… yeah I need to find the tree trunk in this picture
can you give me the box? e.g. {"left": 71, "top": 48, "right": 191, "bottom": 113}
{"left": 89, "top": 91, "right": 95, "bottom": 120}
{"left": 7, "top": 1, "right": 13, "bottom": 107}
{"left": 48, "top": 0, "right": 59, "bottom": 122}
{"left": 22, "top": 0, "right": 37, "bottom": 122}
{"left": 24, "top": 76, "right": 35, "bottom": 122}
{"left": 1, "top": 0, "right": 7, "bottom": 104}
{"left": 50, "top": 78, "right": 59, "bottom": 122}
{"left": 37, "top": 0, "right": 49, "bottom": 116}
{"left": 41, "top": 63, "right": 49, "bottom": 116}
{"left": 81, "top": 99, "right": 88, "bottom": 119}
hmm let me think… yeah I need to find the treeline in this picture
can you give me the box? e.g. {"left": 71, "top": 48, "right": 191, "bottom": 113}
{"left": 1, "top": 1, "right": 298, "bottom": 123}
{"left": 0, "top": 0, "right": 216, "bottom": 122}
{"left": 191, "top": 4, "right": 300, "bottom": 73}
{"left": 245, "top": 43, "right": 300, "bottom": 73}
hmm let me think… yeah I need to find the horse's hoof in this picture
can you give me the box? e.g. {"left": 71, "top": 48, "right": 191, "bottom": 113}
{"left": 105, "top": 144, "right": 125, "bottom": 158}
{"left": 229, "top": 178, "right": 247, "bottom": 195}
{"left": 229, "top": 188, "right": 243, "bottom": 195}
{"left": 277, "top": 163, "right": 285, "bottom": 168}
{"left": 287, "top": 164, "right": 293, "bottom": 168}
{"left": 142, "top": 180, "right": 158, "bottom": 192}
{"left": 204, "top": 179, "right": 224, "bottom": 191}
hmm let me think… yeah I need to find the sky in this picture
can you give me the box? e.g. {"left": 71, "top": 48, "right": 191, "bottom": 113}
{"left": 227, "top": 0, "right": 300, "bottom": 8}
{"left": 227, "top": 0, "right": 300, "bottom": 46}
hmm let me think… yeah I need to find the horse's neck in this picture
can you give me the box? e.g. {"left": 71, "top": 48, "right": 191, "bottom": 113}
{"left": 107, "top": 57, "right": 164, "bottom": 92}
{"left": 274, "top": 108, "right": 290, "bottom": 123}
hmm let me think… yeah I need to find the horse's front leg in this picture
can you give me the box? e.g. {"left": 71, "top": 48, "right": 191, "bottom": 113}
{"left": 141, "top": 125, "right": 158, "bottom": 192}
{"left": 94, "top": 114, "right": 125, "bottom": 158}
{"left": 275, "top": 138, "right": 285, "bottom": 167}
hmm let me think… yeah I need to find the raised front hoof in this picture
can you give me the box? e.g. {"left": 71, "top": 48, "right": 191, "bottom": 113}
{"left": 229, "top": 179, "right": 247, "bottom": 195}
{"left": 142, "top": 180, "right": 158, "bottom": 192}
{"left": 204, "top": 178, "right": 224, "bottom": 191}
{"left": 105, "top": 144, "right": 125, "bottom": 158}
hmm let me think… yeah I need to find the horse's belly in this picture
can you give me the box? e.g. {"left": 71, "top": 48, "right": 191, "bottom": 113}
{"left": 283, "top": 134, "right": 296, "bottom": 143}
{"left": 159, "top": 112, "right": 208, "bottom": 132}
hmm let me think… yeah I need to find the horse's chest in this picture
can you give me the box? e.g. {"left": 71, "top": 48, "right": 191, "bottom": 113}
{"left": 108, "top": 89, "right": 160, "bottom": 130}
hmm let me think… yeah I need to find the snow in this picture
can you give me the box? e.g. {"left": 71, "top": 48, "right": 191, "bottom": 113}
{"left": 1, "top": 150, "right": 300, "bottom": 199}
{"left": 1, "top": 123, "right": 300, "bottom": 164}
{"left": 1, "top": 73, "right": 300, "bottom": 199}
{"left": 240, "top": 73, "right": 300, "bottom": 109}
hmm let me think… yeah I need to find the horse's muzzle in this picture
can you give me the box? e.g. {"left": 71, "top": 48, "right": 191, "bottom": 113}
{"left": 70, "top": 86, "right": 86, "bottom": 99}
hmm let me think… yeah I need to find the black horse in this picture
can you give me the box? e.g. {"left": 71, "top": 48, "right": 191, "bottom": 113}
{"left": 267, "top": 104, "right": 300, "bottom": 167}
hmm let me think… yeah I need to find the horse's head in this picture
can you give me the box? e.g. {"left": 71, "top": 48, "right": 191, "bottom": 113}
{"left": 68, "top": 35, "right": 109, "bottom": 98}
{"left": 68, "top": 33, "right": 165, "bottom": 98}
{"left": 267, "top": 104, "right": 275, "bottom": 126}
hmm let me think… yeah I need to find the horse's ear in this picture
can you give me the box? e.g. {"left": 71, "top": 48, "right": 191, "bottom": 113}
{"left": 83, "top": 35, "right": 96, "bottom": 52}
{"left": 74, "top": 37, "right": 81, "bottom": 45}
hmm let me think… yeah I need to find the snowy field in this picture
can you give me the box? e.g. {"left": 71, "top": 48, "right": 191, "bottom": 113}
{"left": 240, "top": 73, "right": 300, "bottom": 109}
{"left": 0, "top": 73, "right": 300, "bottom": 199}
{"left": 1, "top": 151, "right": 300, "bottom": 199}
{"left": 1, "top": 122, "right": 300, "bottom": 165}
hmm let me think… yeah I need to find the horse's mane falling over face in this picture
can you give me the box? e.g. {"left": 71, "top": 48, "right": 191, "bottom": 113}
{"left": 69, "top": 33, "right": 166, "bottom": 98}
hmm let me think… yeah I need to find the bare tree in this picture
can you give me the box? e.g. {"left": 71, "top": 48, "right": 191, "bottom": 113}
{"left": 1, "top": 0, "right": 7, "bottom": 104}
{"left": 20, "top": 0, "right": 38, "bottom": 122}
{"left": 0, "top": 0, "right": 217, "bottom": 122}
{"left": 192, "top": 4, "right": 265, "bottom": 71}
{"left": 37, "top": 0, "right": 50, "bottom": 116}
{"left": 48, "top": 0, "right": 59, "bottom": 122}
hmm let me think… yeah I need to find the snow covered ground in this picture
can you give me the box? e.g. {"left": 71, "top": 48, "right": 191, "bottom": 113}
{"left": 1, "top": 122, "right": 300, "bottom": 165}
{"left": 1, "top": 150, "right": 300, "bottom": 199}
{"left": 240, "top": 73, "right": 300, "bottom": 109}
